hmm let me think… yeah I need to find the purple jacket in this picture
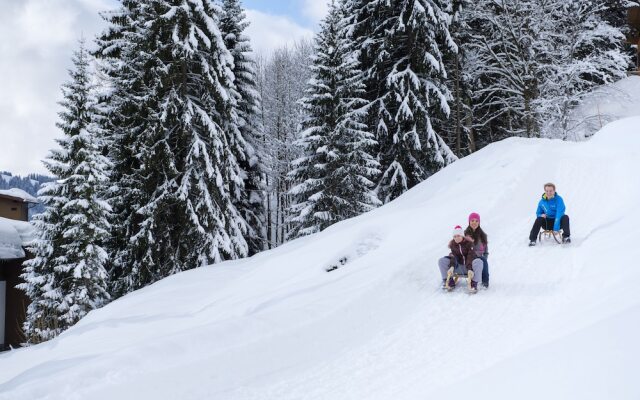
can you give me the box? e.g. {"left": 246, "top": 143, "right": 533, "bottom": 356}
{"left": 464, "top": 227, "right": 488, "bottom": 258}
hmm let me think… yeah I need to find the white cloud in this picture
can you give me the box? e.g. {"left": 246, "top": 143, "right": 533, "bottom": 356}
{"left": 0, "top": 0, "right": 115, "bottom": 175}
{"left": 245, "top": 9, "right": 314, "bottom": 56}
{"left": 300, "top": 0, "right": 330, "bottom": 24}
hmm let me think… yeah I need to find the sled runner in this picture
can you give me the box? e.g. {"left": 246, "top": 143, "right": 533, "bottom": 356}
{"left": 444, "top": 268, "right": 477, "bottom": 294}
{"left": 538, "top": 229, "right": 563, "bottom": 244}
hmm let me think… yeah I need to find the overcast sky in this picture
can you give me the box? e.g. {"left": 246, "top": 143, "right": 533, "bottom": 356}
{"left": 0, "top": 0, "right": 328, "bottom": 176}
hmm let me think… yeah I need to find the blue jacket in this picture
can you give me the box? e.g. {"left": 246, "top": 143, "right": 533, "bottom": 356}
{"left": 536, "top": 193, "right": 566, "bottom": 231}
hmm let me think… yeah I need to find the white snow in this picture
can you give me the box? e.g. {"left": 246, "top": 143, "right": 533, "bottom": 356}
{"left": 0, "top": 188, "right": 38, "bottom": 203}
{"left": 0, "top": 217, "right": 33, "bottom": 260}
{"left": 0, "top": 117, "right": 639, "bottom": 399}
{"left": 571, "top": 75, "right": 640, "bottom": 139}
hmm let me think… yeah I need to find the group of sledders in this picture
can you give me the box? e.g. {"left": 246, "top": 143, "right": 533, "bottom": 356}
{"left": 438, "top": 183, "right": 571, "bottom": 294}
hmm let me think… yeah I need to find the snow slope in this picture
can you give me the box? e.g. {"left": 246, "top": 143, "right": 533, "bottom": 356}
{"left": 1, "top": 118, "right": 639, "bottom": 400}
{"left": 571, "top": 75, "right": 640, "bottom": 139}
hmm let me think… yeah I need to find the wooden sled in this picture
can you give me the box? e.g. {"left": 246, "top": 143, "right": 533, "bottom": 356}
{"left": 538, "top": 229, "right": 563, "bottom": 244}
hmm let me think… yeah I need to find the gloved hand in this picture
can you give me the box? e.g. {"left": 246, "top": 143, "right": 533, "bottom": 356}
{"left": 447, "top": 256, "right": 454, "bottom": 269}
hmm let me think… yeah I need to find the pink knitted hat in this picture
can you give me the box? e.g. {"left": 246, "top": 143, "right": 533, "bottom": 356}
{"left": 468, "top": 212, "right": 480, "bottom": 224}
{"left": 452, "top": 225, "right": 464, "bottom": 237}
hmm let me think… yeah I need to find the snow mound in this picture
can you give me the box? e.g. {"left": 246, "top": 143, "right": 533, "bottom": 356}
{"left": 1, "top": 118, "right": 639, "bottom": 400}
{"left": 0, "top": 217, "right": 33, "bottom": 259}
{"left": 571, "top": 75, "right": 640, "bottom": 139}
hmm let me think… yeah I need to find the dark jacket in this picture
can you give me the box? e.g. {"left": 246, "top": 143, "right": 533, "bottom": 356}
{"left": 464, "top": 227, "right": 488, "bottom": 258}
{"left": 448, "top": 239, "right": 476, "bottom": 270}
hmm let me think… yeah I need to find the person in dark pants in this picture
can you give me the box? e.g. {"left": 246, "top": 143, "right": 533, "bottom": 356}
{"left": 465, "top": 212, "right": 490, "bottom": 289}
{"left": 528, "top": 182, "right": 571, "bottom": 246}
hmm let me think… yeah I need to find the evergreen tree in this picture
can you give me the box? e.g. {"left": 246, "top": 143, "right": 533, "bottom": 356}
{"left": 94, "top": 0, "right": 161, "bottom": 296}
{"left": 344, "top": 0, "right": 457, "bottom": 204}
{"left": 20, "top": 41, "right": 111, "bottom": 343}
{"left": 439, "top": 0, "right": 476, "bottom": 156}
{"left": 96, "top": 0, "right": 249, "bottom": 296}
{"left": 288, "top": 1, "right": 380, "bottom": 238}
{"left": 220, "top": 0, "right": 266, "bottom": 255}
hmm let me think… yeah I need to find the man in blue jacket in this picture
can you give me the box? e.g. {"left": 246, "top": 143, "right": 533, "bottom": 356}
{"left": 528, "top": 182, "right": 571, "bottom": 246}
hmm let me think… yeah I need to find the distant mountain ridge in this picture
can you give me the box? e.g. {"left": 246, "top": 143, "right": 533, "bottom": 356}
{"left": 0, "top": 171, "right": 55, "bottom": 218}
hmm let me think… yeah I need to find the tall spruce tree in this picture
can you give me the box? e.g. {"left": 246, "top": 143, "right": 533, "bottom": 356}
{"left": 288, "top": 1, "right": 380, "bottom": 238}
{"left": 20, "top": 41, "right": 111, "bottom": 343}
{"left": 97, "top": 0, "right": 249, "bottom": 296}
{"left": 220, "top": 0, "right": 266, "bottom": 255}
{"left": 439, "top": 0, "right": 476, "bottom": 156}
{"left": 344, "top": 0, "right": 457, "bottom": 204}
{"left": 94, "top": 0, "right": 155, "bottom": 297}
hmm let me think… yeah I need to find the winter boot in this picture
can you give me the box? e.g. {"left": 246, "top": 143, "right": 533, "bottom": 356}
{"left": 482, "top": 281, "right": 489, "bottom": 289}
{"left": 529, "top": 240, "right": 536, "bottom": 247}
{"left": 467, "top": 270, "right": 475, "bottom": 292}
{"left": 562, "top": 236, "right": 571, "bottom": 244}
{"left": 445, "top": 267, "right": 456, "bottom": 291}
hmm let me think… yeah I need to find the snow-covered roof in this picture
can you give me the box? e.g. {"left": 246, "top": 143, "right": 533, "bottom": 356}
{"left": 0, "top": 216, "right": 34, "bottom": 260}
{"left": 0, "top": 188, "right": 38, "bottom": 203}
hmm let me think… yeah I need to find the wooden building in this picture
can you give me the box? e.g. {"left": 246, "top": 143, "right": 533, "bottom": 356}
{"left": 0, "top": 189, "right": 33, "bottom": 221}
{"left": 0, "top": 189, "right": 37, "bottom": 351}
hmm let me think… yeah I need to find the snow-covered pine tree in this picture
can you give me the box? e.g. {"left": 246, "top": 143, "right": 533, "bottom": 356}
{"left": 288, "top": 1, "right": 380, "bottom": 238}
{"left": 438, "top": 0, "right": 477, "bottom": 156}
{"left": 220, "top": 0, "right": 266, "bottom": 255}
{"left": 20, "top": 40, "right": 112, "bottom": 343}
{"left": 344, "top": 0, "right": 457, "bottom": 204}
{"left": 112, "top": 0, "right": 249, "bottom": 294}
{"left": 94, "top": 0, "right": 162, "bottom": 297}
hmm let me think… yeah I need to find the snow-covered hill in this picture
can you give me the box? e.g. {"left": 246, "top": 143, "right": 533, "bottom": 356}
{"left": 571, "top": 75, "right": 640, "bottom": 139}
{"left": 1, "top": 118, "right": 639, "bottom": 400}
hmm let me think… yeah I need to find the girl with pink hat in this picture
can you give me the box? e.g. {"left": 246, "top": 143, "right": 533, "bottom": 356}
{"left": 465, "top": 212, "right": 489, "bottom": 289}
